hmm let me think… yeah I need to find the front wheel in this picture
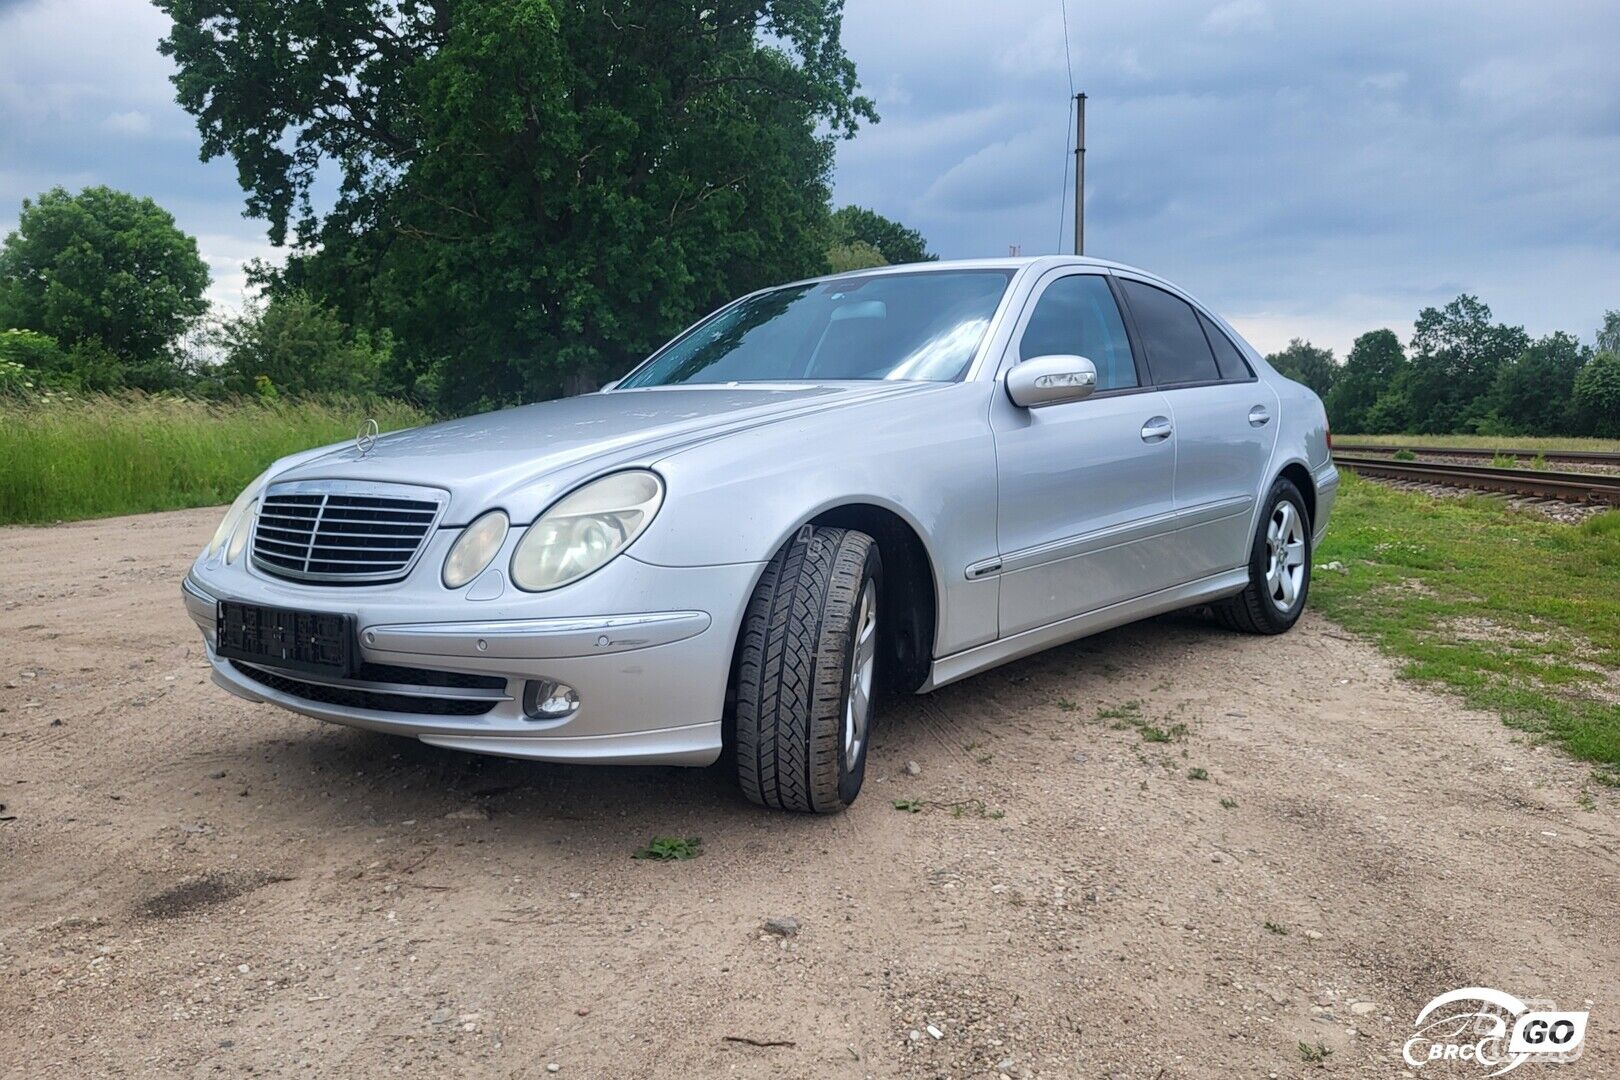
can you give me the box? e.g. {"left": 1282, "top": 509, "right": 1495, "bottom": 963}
{"left": 1214, "top": 477, "right": 1311, "bottom": 635}
{"left": 734, "top": 527, "right": 881, "bottom": 813}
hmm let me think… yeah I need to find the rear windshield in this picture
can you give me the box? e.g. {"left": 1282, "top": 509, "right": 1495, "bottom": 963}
{"left": 620, "top": 270, "right": 1014, "bottom": 387}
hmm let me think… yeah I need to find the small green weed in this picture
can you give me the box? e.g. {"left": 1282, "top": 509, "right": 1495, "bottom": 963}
{"left": 1186, "top": 767, "right": 1209, "bottom": 781}
{"left": 1298, "top": 1041, "right": 1332, "bottom": 1065}
{"left": 633, "top": 836, "right": 702, "bottom": 861}
{"left": 1264, "top": 920, "right": 1288, "bottom": 935}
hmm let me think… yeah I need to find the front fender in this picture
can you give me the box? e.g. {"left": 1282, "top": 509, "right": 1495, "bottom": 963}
{"left": 632, "top": 381, "right": 1001, "bottom": 655}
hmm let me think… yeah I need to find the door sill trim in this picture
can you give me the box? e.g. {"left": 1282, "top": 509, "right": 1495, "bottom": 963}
{"left": 921, "top": 568, "right": 1249, "bottom": 692}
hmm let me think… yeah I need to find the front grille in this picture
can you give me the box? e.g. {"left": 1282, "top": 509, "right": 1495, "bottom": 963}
{"left": 252, "top": 480, "right": 447, "bottom": 584}
{"left": 230, "top": 661, "right": 502, "bottom": 717}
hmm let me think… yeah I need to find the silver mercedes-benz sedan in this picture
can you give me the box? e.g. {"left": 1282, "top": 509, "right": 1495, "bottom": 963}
{"left": 182, "top": 256, "right": 1336, "bottom": 813}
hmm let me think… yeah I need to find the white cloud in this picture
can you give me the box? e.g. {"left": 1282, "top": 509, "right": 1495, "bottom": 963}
{"left": 1202, "top": 0, "right": 1273, "bottom": 35}
{"left": 102, "top": 110, "right": 153, "bottom": 136}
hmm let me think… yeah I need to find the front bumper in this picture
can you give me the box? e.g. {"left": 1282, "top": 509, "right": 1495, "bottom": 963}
{"left": 182, "top": 552, "right": 760, "bottom": 766}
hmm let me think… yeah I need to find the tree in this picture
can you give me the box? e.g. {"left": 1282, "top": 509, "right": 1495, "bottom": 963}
{"left": 0, "top": 187, "right": 209, "bottom": 380}
{"left": 826, "top": 240, "right": 887, "bottom": 273}
{"left": 1325, "top": 329, "right": 1405, "bottom": 433}
{"left": 1482, "top": 332, "right": 1588, "bottom": 435}
{"left": 1265, "top": 339, "right": 1337, "bottom": 398}
{"left": 828, "top": 205, "right": 933, "bottom": 265}
{"left": 158, "top": 0, "right": 876, "bottom": 410}
{"left": 1596, "top": 310, "right": 1620, "bottom": 357}
{"left": 1574, "top": 351, "right": 1620, "bottom": 437}
{"left": 212, "top": 292, "right": 390, "bottom": 398}
{"left": 1404, "top": 295, "right": 1528, "bottom": 434}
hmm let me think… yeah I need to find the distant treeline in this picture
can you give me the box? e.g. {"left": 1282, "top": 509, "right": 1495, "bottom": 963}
{"left": 1266, "top": 297, "right": 1620, "bottom": 437}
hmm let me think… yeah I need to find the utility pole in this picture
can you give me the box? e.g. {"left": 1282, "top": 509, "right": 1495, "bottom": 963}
{"left": 1074, "top": 92, "right": 1086, "bottom": 256}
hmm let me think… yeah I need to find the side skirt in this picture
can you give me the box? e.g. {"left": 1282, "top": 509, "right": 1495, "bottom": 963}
{"left": 921, "top": 568, "right": 1249, "bottom": 692}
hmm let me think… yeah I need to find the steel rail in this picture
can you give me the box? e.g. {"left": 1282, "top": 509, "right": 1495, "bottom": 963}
{"left": 1333, "top": 454, "right": 1620, "bottom": 505}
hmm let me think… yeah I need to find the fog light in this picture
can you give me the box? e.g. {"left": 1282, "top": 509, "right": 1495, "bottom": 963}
{"left": 522, "top": 679, "right": 580, "bottom": 721}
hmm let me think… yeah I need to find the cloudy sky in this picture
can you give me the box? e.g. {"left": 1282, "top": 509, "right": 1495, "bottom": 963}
{"left": 3, "top": 0, "right": 1619, "bottom": 356}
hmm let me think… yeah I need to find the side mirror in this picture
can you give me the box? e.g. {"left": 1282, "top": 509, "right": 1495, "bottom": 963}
{"left": 1006, "top": 355, "right": 1098, "bottom": 408}
{"left": 599, "top": 379, "right": 620, "bottom": 393}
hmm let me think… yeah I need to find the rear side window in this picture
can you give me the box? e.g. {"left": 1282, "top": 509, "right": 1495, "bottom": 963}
{"left": 1118, "top": 279, "right": 1220, "bottom": 386}
{"left": 1198, "top": 312, "right": 1254, "bottom": 380}
{"left": 1018, "top": 274, "right": 1138, "bottom": 391}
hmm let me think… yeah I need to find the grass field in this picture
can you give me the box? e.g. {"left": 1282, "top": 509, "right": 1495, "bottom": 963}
{"left": 0, "top": 394, "right": 430, "bottom": 525}
{"left": 1313, "top": 474, "right": 1620, "bottom": 783}
{"left": 1337, "top": 433, "right": 1620, "bottom": 452}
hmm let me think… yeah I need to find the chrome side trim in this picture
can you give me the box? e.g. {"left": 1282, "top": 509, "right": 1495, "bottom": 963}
{"left": 988, "top": 495, "right": 1253, "bottom": 578}
{"left": 231, "top": 661, "right": 512, "bottom": 702}
{"left": 964, "top": 557, "right": 1002, "bottom": 580}
{"left": 923, "top": 568, "right": 1249, "bottom": 691}
{"left": 364, "top": 611, "right": 713, "bottom": 661}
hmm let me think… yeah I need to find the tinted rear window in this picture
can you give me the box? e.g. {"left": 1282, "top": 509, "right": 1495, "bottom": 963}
{"left": 1119, "top": 280, "right": 1220, "bottom": 386}
{"left": 1198, "top": 312, "right": 1253, "bottom": 380}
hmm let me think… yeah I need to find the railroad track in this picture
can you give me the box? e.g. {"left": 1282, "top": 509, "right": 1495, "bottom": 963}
{"left": 1333, "top": 454, "right": 1620, "bottom": 505}
{"left": 1334, "top": 442, "right": 1620, "bottom": 465}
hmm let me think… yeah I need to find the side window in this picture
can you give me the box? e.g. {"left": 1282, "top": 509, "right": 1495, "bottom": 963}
{"left": 1018, "top": 275, "right": 1138, "bottom": 391}
{"left": 1198, "top": 311, "right": 1254, "bottom": 380}
{"left": 1118, "top": 279, "right": 1220, "bottom": 386}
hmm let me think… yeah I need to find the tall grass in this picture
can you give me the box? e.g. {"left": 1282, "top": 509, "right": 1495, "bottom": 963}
{"left": 0, "top": 393, "right": 431, "bottom": 525}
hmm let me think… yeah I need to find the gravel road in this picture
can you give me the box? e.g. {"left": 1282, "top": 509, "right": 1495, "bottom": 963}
{"left": 2, "top": 508, "right": 1615, "bottom": 1078}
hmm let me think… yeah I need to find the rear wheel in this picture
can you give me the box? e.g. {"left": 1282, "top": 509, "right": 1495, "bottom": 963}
{"left": 1214, "top": 477, "right": 1311, "bottom": 635}
{"left": 734, "top": 527, "right": 880, "bottom": 813}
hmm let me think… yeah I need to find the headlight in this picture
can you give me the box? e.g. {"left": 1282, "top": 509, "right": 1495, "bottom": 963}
{"left": 225, "top": 500, "right": 257, "bottom": 564}
{"left": 442, "top": 510, "right": 510, "bottom": 588}
{"left": 207, "top": 469, "right": 271, "bottom": 559}
{"left": 510, "top": 470, "right": 664, "bottom": 592}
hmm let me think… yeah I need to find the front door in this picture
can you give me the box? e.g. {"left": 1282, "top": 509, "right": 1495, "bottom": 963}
{"left": 991, "top": 270, "right": 1179, "bottom": 636}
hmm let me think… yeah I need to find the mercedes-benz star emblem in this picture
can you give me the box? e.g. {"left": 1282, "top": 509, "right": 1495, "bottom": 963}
{"left": 356, "top": 418, "right": 379, "bottom": 456}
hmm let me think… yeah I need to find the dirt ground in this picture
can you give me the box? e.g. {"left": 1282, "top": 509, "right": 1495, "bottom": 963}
{"left": 2, "top": 507, "right": 1616, "bottom": 1079}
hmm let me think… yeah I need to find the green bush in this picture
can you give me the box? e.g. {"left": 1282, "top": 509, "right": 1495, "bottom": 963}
{"left": 212, "top": 291, "right": 390, "bottom": 397}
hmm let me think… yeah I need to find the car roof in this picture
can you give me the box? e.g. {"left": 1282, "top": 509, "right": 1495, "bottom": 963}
{"left": 786, "top": 254, "right": 1172, "bottom": 290}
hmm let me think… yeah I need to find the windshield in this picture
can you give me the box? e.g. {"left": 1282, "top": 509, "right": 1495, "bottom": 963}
{"left": 620, "top": 270, "right": 1014, "bottom": 387}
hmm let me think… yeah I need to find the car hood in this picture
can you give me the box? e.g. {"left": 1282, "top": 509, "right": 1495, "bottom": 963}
{"left": 271, "top": 382, "right": 935, "bottom": 524}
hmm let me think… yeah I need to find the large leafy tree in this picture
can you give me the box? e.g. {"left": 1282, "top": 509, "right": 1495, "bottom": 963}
{"left": 1575, "top": 350, "right": 1620, "bottom": 437}
{"left": 1403, "top": 295, "right": 1528, "bottom": 434}
{"left": 1483, "top": 331, "right": 1588, "bottom": 435}
{"left": 157, "top": 0, "right": 875, "bottom": 409}
{"left": 1265, "top": 339, "right": 1337, "bottom": 398}
{"left": 828, "top": 205, "right": 933, "bottom": 265}
{"left": 1325, "top": 329, "right": 1405, "bottom": 433}
{"left": 0, "top": 186, "right": 209, "bottom": 372}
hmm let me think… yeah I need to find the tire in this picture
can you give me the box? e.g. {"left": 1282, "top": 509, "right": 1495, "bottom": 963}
{"left": 734, "top": 526, "right": 881, "bottom": 813}
{"left": 1214, "top": 477, "right": 1311, "bottom": 635}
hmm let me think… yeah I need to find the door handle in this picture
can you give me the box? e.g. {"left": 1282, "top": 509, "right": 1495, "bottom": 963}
{"left": 1140, "top": 416, "right": 1173, "bottom": 442}
{"left": 1248, "top": 405, "right": 1271, "bottom": 427}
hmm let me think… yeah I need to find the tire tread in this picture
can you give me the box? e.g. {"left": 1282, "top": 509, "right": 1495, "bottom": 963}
{"left": 735, "top": 527, "right": 875, "bottom": 813}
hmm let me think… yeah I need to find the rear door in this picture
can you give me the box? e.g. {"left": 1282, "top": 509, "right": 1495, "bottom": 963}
{"left": 1114, "top": 276, "right": 1278, "bottom": 581}
{"left": 991, "top": 269, "right": 1178, "bottom": 636}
